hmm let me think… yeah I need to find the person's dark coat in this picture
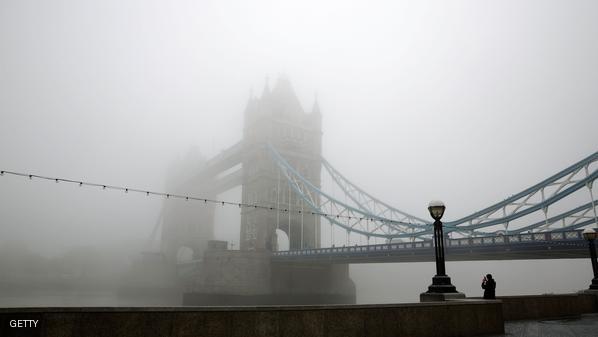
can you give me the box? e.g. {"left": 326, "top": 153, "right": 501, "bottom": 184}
{"left": 482, "top": 274, "right": 496, "bottom": 299}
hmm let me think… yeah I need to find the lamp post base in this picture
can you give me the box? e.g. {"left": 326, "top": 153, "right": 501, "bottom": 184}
{"left": 420, "top": 275, "right": 466, "bottom": 302}
{"left": 420, "top": 291, "right": 466, "bottom": 302}
{"left": 427, "top": 275, "right": 458, "bottom": 292}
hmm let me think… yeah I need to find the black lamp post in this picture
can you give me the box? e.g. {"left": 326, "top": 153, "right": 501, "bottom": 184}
{"left": 425, "top": 200, "right": 459, "bottom": 294}
{"left": 582, "top": 228, "right": 598, "bottom": 290}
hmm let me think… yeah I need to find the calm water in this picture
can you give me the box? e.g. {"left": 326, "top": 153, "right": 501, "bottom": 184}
{"left": 0, "top": 289, "right": 181, "bottom": 307}
{"left": 0, "top": 259, "right": 592, "bottom": 307}
{"left": 351, "top": 259, "right": 593, "bottom": 303}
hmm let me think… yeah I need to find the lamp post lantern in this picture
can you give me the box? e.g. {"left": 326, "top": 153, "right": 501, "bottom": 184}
{"left": 420, "top": 200, "right": 465, "bottom": 301}
{"left": 582, "top": 228, "right": 598, "bottom": 290}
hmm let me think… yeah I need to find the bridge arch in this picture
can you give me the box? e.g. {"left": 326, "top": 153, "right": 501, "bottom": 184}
{"left": 276, "top": 228, "right": 289, "bottom": 251}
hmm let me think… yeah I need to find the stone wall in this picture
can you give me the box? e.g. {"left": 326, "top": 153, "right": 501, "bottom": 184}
{"left": 0, "top": 301, "right": 503, "bottom": 337}
{"left": 498, "top": 293, "right": 598, "bottom": 321}
{"left": 192, "top": 250, "right": 272, "bottom": 296}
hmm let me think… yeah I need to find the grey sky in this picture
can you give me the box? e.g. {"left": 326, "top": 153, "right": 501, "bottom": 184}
{"left": 0, "top": 0, "right": 597, "bottom": 253}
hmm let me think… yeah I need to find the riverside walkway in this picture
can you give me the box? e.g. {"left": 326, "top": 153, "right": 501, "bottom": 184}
{"left": 496, "top": 313, "right": 598, "bottom": 337}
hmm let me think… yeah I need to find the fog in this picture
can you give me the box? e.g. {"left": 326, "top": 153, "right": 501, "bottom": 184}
{"left": 0, "top": 0, "right": 597, "bottom": 306}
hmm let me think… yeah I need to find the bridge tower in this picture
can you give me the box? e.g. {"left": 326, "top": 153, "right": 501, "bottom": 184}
{"left": 241, "top": 77, "right": 322, "bottom": 251}
{"left": 179, "top": 77, "right": 355, "bottom": 305}
{"left": 159, "top": 76, "right": 322, "bottom": 260}
{"left": 160, "top": 152, "right": 217, "bottom": 262}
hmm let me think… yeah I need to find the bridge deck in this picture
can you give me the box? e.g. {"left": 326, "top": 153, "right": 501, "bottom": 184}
{"left": 272, "top": 230, "right": 590, "bottom": 264}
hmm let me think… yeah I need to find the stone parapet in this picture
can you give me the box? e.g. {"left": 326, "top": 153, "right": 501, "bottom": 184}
{"left": 498, "top": 293, "right": 598, "bottom": 321}
{"left": 0, "top": 301, "right": 503, "bottom": 337}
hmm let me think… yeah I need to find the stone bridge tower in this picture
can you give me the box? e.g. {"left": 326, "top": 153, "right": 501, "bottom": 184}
{"left": 175, "top": 77, "right": 355, "bottom": 305}
{"left": 241, "top": 77, "right": 322, "bottom": 251}
{"left": 160, "top": 77, "right": 322, "bottom": 260}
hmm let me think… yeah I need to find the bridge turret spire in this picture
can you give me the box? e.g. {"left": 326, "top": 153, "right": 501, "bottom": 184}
{"left": 311, "top": 93, "right": 321, "bottom": 115}
{"left": 244, "top": 88, "right": 258, "bottom": 117}
{"left": 261, "top": 75, "right": 271, "bottom": 98}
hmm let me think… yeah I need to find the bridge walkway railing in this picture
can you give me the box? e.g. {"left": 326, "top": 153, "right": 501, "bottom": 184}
{"left": 272, "top": 229, "right": 588, "bottom": 260}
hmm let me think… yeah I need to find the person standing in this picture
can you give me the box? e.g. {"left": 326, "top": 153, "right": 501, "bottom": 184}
{"left": 482, "top": 274, "right": 496, "bottom": 299}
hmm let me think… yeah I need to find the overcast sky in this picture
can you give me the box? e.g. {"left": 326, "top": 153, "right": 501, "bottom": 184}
{"left": 0, "top": 0, "right": 597, "bottom": 253}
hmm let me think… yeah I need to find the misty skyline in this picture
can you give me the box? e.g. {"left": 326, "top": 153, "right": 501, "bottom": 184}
{"left": 0, "top": 0, "right": 597, "bottom": 308}
{"left": 1, "top": 0, "right": 597, "bottom": 252}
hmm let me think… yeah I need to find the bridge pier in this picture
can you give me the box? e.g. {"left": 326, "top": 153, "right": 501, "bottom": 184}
{"left": 270, "top": 262, "right": 355, "bottom": 305}
{"left": 183, "top": 243, "right": 355, "bottom": 306}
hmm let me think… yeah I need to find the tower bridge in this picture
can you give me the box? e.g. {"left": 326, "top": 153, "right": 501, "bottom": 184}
{"left": 159, "top": 77, "right": 597, "bottom": 305}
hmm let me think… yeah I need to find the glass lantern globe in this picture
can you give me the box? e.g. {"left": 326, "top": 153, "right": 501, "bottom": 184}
{"left": 428, "top": 200, "right": 446, "bottom": 221}
{"left": 582, "top": 228, "right": 598, "bottom": 241}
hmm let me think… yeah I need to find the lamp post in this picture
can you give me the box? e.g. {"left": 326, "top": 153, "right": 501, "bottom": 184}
{"left": 420, "top": 200, "right": 464, "bottom": 301}
{"left": 582, "top": 228, "right": 598, "bottom": 290}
